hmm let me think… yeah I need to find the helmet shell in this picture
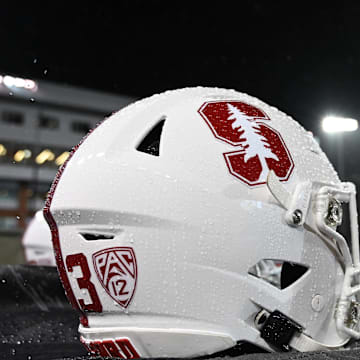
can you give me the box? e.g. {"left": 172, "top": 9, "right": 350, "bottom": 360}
{"left": 45, "top": 88, "right": 345, "bottom": 357}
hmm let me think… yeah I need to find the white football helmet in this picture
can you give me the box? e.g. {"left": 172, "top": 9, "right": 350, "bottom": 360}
{"left": 44, "top": 87, "right": 360, "bottom": 358}
{"left": 22, "top": 210, "right": 55, "bottom": 266}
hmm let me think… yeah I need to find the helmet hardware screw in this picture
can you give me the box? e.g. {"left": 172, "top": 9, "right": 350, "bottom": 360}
{"left": 254, "top": 309, "right": 269, "bottom": 329}
{"left": 292, "top": 209, "right": 303, "bottom": 225}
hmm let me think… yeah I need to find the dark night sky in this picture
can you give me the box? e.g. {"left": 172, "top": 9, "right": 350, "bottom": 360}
{"left": 1, "top": 1, "right": 360, "bottom": 179}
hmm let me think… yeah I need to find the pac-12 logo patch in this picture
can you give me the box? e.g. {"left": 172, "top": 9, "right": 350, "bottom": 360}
{"left": 92, "top": 247, "right": 137, "bottom": 308}
{"left": 198, "top": 101, "right": 294, "bottom": 186}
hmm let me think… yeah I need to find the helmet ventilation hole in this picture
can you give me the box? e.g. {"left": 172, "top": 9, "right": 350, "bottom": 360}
{"left": 80, "top": 233, "right": 114, "bottom": 241}
{"left": 136, "top": 118, "right": 166, "bottom": 156}
{"left": 248, "top": 259, "right": 308, "bottom": 290}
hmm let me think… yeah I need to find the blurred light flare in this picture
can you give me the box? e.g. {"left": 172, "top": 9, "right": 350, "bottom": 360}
{"left": 36, "top": 149, "right": 55, "bottom": 164}
{"left": 3, "top": 76, "right": 15, "bottom": 87}
{"left": 13, "top": 149, "right": 32, "bottom": 162}
{"left": 23, "top": 149, "right": 32, "bottom": 159}
{"left": 14, "top": 150, "right": 25, "bottom": 162}
{"left": 13, "top": 77, "right": 25, "bottom": 88}
{"left": 55, "top": 151, "right": 70, "bottom": 166}
{"left": 0, "top": 74, "right": 37, "bottom": 91}
{"left": 0, "top": 144, "right": 7, "bottom": 156}
{"left": 24, "top": 79, "right": 37, "bottom": 90}
{"left": 322, "top": 116, "right": 358, "bottom": 133}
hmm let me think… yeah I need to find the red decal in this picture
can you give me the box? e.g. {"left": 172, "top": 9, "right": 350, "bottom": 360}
{"left": 86, "top": 341, "right": 109, "bottom": 357}
{"left": 80, "top": 315, "right": 89, "bottom": 327}
{"left": 103, "top": 340, "right": 123, "bottom": 357}
{"left": 66, "top": 253, "right": 103, "bottom": 312}
{"left": 43, "top": 118, "right": 107, "bottom": 322}
{"left": 116, "top": 338, "right": 140, "bottom": 358}
{"left": 92, "top": 247, "right": 137, "bottom": 308}
{"left": 199, "top": 101, "right": 294, "bottom": 186}
{"left": 82, "top": 338, "right": 140, "bottom": 358}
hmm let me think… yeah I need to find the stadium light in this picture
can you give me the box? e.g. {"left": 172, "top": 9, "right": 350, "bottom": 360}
{"left": 0, "top": 144, "right": 7, "bottom": 156}
{"left": 36, "top": 149, "right": 55, "bottom": 164}
{"left": 3, "top": 75, "right": 15, "bottom": 87}
{"left": 14, "top": 150, "right": 25, "bottom": 162}
{"left": 322, "top": 116, "right": 358, "bottom": 133}
{"left": 0, "top": 74, "right": 37, "bottom": 91}
{"left": 24, "top": 79, "right": 37, "bottom": 90}
{"left": 55, "top": 151, "right": 70, "bottom": 166}
{"left": 13, "top": 149, "right": 32, "bottom": 162}
{"left": 23, "top": 149, "right": 32, "bottom": 159}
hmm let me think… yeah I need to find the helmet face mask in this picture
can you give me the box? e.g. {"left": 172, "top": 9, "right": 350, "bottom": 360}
{"left": 44, "top": 87, "right": 360, "bottom": 358}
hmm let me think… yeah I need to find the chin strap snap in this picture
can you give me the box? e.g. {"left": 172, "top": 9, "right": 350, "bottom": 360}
{"left": 255, "top": 310, "right": 301, "bottom": 351}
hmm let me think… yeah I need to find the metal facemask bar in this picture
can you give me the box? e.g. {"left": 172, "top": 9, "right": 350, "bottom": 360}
{"left": 265, "top": 171, "right": 360, "bottom": 350}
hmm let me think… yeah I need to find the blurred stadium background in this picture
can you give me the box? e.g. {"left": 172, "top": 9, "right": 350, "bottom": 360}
{"left": 1, "top": 2, "right": 360, "bottom": 264}
{"left": 0, "top": 75, "right": 135, "bottom": 263}
{"left": 1, "top": 72, "right": 359, "bottom": 265}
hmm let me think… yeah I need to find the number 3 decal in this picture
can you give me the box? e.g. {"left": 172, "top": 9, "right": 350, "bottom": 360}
{"left": 66, "top": 253, "right": 103, "bottom": 312}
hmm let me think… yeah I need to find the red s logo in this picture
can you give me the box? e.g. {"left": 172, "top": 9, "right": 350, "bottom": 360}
{"left": 198, "top": 101, "right": 294, "bottom": 186}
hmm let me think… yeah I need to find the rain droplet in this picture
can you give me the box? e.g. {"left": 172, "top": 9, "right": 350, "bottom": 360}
{"left": 16, "top": 216, "right": 20, "bottom": 220}
{"left": 29, "top": 98, "right": 35, "bottom": 102}
{"left": 43, "top": 69, "right": 48, "bottom": 75}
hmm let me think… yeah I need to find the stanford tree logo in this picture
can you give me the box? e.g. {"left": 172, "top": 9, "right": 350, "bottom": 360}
{"left": 92, "top": 247, "right": 137, "bottom": 308}
{"left": 198, "top": 101, "right": 294, "bottom": 186}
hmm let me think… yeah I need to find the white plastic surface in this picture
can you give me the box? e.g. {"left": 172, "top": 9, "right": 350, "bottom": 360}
{"left": 22, "top": 210, "right": 55, "bottom": 266}
{"left": 48, "top": 87, "right": 355, "bottom": 356}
